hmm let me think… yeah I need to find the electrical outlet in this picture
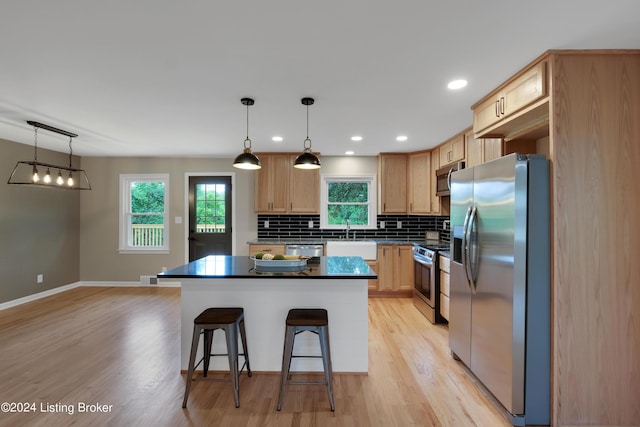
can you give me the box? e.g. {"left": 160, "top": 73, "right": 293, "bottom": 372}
{"left": 308, "top": 220, "right": 314, "bottom": 228}
{"left": 379, "top": 221, "right": 385, "bottom": 229}
{"left": 264, "top": 220, "right": 269, "bottom": 228}
{"left": 37, "top": 274, "right": 43, "bottom": 283}
{"left": 397, "top": 221, "right": 402, "bottom": 229}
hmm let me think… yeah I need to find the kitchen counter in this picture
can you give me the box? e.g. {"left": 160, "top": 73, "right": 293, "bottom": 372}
{"left": 159, "top": 255, "right": 372, "bottom": 373}
{"left": 159, "top": 255, "right": 375, "bottom": 279}
{"left": 248, "top": 238, "right": 447, "bottom": 246}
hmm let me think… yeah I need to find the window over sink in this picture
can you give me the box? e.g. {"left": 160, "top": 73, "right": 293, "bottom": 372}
{"left": 320, "top": 174, "right": 377, "bottom": 229}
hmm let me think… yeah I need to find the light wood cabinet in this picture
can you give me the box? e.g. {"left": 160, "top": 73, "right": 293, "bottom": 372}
{"left": 407, "top": 151, "right": 431, "bottom": 214}
{"left": 248, "top": 244, "right": 286, "bottom": 256}
{"left": 465, "top": 128, "right": 504, "bottom": 168}
{"left": 255, "top": 154, "right": 290, "bottom": 213}
{"left": 255, "top": 153, "right": 319, "bottom": 214}
{"left": 378, "top": 154, "right": 407, "bottom": 214}
{"left": 473, "top": 60, "right": 547, "bottom": 137}
{"left": 366, "top": 260, "right": 378, "bottom": 292}
{"left": 288, "top": 154, "right": 319, "bottom": 213}
{"left": 430, "top": 148, "right": 440, "bottom": 215}
{"left": 439, "top": 255, "right": 450, "bottom": 321}
{"left": 375, "top": 244, "right": 414, "bottom": 295}
{"left": 439, "top": 132, "right": 465, "bottom": 166}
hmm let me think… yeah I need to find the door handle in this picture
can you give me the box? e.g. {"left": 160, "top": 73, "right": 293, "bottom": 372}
{"left": 461, "top": 206, "right": 472, "bottom": 287}
{"left": 467, "top": 206, "right": 478, "bottom": 290}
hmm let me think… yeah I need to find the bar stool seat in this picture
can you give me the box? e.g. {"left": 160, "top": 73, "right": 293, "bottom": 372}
{"left": 182, "top": 307, "right": 251, "bottom": 409}
{"left": 277, "top": 308, "right": 335, "bottom": 411}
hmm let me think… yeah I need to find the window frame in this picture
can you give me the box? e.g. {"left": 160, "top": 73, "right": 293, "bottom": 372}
{"left": 119, "top": 173, "right": 170, "bottom": 254}
{"left": 320, "top": 173, "right": 377, "bottom": 230}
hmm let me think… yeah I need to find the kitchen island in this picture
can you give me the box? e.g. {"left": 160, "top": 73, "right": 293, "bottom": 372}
{"left": 158, "top": 255, "right": 376, "bottom": 373}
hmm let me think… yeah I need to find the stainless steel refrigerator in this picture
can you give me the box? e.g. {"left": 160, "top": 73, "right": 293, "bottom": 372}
{"left": 449, "top": 153, "right": 550, "bottom": 426}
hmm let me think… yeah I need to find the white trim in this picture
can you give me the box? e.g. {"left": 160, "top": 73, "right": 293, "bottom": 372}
{"left": 320, "top": 173, "right": 377, "bottom": 229}
{"left": 184, "top": 172, "right": 237, "bottom": 263}
{"left": 118, "top": 173, "right": 170, "bottom": 253}
{"left": 0, "top": 281, "right": 183, "bottom": 311}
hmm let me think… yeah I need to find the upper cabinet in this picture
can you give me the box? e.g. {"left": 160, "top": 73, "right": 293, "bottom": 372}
{"left": 408, "top": 151, "right": 431, "bottom": 214}
{"left": 430, "top": 148, "right": 440, "bottom": 215}
{"left": 254, "top": 153, "right": 319, "bottom": 214}
{"left": 439, "top": 131, "right": 465, "bottom": 166}
{"left": 465, "top": 128, "right": 504, "bottom": 168}
{"left": 289, "top": 154, "right": 320, "bottom": 213}
{"left": 472, "top": 59, "right": 548, "bottom": 139}
{"left": 378, "top": 154, "right": 407, "bottom": 214}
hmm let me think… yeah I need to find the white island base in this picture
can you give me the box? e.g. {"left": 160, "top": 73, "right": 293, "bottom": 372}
{"left": 180, "top": 277, "right": 369, "bottom": 373}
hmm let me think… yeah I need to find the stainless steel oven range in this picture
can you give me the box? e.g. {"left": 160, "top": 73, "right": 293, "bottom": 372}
{"left": 412, "top": 243, "right": 448, "bottom": 324}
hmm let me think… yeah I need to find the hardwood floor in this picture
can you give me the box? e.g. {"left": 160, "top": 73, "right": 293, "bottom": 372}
{"left": 0, "top": 287, "right": 511, "bottom": 426}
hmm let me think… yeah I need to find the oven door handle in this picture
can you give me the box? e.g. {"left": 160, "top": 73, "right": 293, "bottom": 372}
{"left": 413, "top": 257, "right": 433, "bottom": 267}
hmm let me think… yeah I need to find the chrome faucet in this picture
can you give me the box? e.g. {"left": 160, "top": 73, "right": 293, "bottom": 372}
{"left": 345, "top": 219, "right": 350, "bottom": 239}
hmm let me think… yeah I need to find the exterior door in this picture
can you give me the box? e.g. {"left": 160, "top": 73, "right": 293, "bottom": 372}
{"left": 188, "top": 176, "right": 232, "bottom": 261}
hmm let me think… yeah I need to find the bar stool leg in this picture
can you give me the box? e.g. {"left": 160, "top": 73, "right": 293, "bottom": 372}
{"left": 239, "top": 317, "right": 252, "bottom": 377}
{"left": 225, "top": 325, "right": 241, "bottom": 408}
{"left": 277, "top": 325, "right": 295, "bottom": 411}
{"left": 319, "top": 326, "right": 335, "bottom": 411}
{"left": 203, "top": 329, "right": 214, "bottom": 377}
{"left": 182, "top": 324, "right": 202, "bottom": 408}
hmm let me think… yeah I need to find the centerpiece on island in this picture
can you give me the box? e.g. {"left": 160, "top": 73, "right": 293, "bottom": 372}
{"left": 250, "top": 253, "right": 309, "bottom": 271}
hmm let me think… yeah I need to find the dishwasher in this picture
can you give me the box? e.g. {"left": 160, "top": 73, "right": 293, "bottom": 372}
{"left": 285, "top": 244, "right": 323, "bottom": 263}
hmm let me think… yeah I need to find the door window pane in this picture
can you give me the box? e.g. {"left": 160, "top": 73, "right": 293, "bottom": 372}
{"left": 195, "top": 183, "right": 226, "bottom": 233}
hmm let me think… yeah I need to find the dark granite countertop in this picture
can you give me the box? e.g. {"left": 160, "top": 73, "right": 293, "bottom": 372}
{"left": 158, "top": 255, "right": 377, "bottom": 279}
{"left": 247, "top": 239, "right": 440, "bottom": 246}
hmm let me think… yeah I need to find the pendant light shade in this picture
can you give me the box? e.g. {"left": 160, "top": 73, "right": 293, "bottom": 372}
{"left": 233, "top": 98, "right": 261, "bottom": 170}
{"left": 294, "top": 97, "right": 321, "bottom": 169}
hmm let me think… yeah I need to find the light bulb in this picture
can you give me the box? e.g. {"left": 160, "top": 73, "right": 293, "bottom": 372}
{"left": 56, "top": 171, "right": 64, "bottom": 185}
{"left": 32, "top": 168, "right": 40, "bottom": 183}
{"left": 67, "top": 172, "right": 74, "bottom": 187}
{"left": 44, "top": 169, "right": 52, "bottom": 183}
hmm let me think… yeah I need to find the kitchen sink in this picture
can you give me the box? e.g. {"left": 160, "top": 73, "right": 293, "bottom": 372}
{"left": 325, "top": 240, "right": 377, "bottom": 260}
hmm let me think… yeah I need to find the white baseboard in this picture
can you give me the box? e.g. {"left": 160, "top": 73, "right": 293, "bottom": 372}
{"left": 0, "top": 280, "right": 182, "bottom": 311}
{"left": 0, "top": 282, "right": 81, "bottom": 311}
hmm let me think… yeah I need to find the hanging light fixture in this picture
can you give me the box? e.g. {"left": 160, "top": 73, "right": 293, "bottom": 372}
{"left": 7, "top": 121, "right": 92, "bottom": 190}
{"left": 294, "top": 97, "right": 321, "bottom": 169}
{"left": 233, "top": 97, "right": 261, "bottom": 170}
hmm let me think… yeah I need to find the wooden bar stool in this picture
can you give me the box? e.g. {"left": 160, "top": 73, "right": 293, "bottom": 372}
{"left": 277, "top": 308, "right": 335, "bottom": 411}
{"left": 182, "top": 307, "right": 251, "bottom": 408}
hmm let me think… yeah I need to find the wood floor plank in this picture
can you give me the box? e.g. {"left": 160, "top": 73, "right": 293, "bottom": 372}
{"left": 0, "top": 287, "right": 511, "bottom": 426}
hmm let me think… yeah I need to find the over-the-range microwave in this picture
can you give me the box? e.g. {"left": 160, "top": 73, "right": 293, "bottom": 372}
{"left": 435, "top": 161, "right": 465, "bottom": 197}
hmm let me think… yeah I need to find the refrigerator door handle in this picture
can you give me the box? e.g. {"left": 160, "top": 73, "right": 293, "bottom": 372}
{"left": 462, "top": 206, "right": 473, "bottom": 287}
{"left": 468, "top": 206, "right": 479, "bottom": 290}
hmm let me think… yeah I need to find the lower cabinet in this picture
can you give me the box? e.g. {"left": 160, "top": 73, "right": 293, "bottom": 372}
{"left": 373, "top": 244, "right": 414, "bottom": 296}
{"left": 248, "top": 244, "right": 286, "bottom": 256}
{"left": 365, "top": 260, "right": 378, "bottom": 291}
{"left": 439, "top": 255, "right": 450, "bottom": 321}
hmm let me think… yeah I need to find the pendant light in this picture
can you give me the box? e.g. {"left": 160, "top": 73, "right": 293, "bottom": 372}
{"left": 7, "top": 121, "right": 91, "bottom": 190}
{"left": 233, "top": 98, "right": 261, "bottom": 170}
{"left": 294, "top": 97, "right": 321, "bottom": 169}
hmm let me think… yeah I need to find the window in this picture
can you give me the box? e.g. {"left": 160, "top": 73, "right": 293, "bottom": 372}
{"left": 119, "top": 174, "right": 169, "bottom": 253}
{"left": 320, "top": 174, "right": 377, "bottom": 229}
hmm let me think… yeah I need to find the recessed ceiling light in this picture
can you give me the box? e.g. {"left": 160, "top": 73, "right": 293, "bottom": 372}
{"left": 272, "top": 136, "right": 283, "bottom": 142}
{"left": 345, "top": 151, "right": 355, "bottom": 155}
{"left": 447, "top": 79, "right": 468, "bottom": 90}
{"left": 350, "top": 136, "right": 363, "bottom": 141}
{"left": 396, "top": 135, "right": 408, "bottom": 142}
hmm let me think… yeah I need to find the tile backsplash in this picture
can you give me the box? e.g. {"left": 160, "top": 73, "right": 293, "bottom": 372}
{"left": 257, "top": 214, "right": 450, "bottom": 243}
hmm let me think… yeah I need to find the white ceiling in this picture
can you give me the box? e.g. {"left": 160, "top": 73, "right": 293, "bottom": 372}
{"left": 1, "top": 1, "right": 639, "bottom": 158}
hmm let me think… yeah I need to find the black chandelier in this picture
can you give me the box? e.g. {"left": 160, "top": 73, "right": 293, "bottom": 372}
{"left": 7, "top": 121, "right": 92, "bottom": 190}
